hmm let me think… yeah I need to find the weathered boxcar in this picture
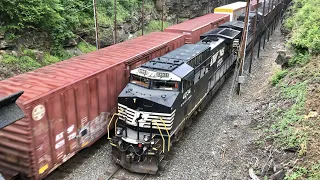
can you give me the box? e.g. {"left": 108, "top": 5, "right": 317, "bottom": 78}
{"left": 0, "top": 32, "right": 185, "bottom": 179}
{"left": 164, "top": 13, "right": 230, "bottom": 44}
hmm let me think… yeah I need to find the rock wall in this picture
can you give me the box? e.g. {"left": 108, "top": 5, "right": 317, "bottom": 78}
{"left": 162, "top": 0, "right": 239, "bottom": 19}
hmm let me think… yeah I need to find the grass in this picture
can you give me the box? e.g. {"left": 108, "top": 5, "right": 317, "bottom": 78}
{"left": 43, "top": 53, "right": 61, "bottom": 65}
{"left": 266, "top": 55, "right": 320, "bottom": 179}
{"left": 285, "top": 161, "right": 320, "bottom": 180}
{"left": 1, "top": 54, "right": 42, "bottom": 71}
{"left": 270, "top": 81, "right": 308, "bottom": 150}
{"left": 271, "top": 69, "right": 288, "bottom": 85}
{"left": 137, "top": 20, "right": 169, "bottom": 36}
{"left": 289, "top": 53, "right": 310, "bottom": 67}
{"left": 77, "top": 42, "right": 96, "bottom": 53}
{"left": 1, "top": 49, "right": 69, "bottom": 72}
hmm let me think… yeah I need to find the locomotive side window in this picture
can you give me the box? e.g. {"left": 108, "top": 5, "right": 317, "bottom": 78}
{"left": 130, "top": 75, "right": 150, "bottom": 88}
{"left": 182, "top": 80, "right": 193, "bottom": 92}
{"left": 152, "top": 80, "right": 179, "bottom": 91}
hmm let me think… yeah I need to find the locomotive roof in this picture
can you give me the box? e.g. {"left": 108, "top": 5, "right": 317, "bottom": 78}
{"left": 140, "top": 44, "right": 209, "bottom": 72}
{"left": 219, "top": 21, "right": 245, "bottom": 31}
{"left": 162, "top": 44, "right": 210, "bottom": 62}
{"left": 200, "top": 27, "right": 241, "bottom": 44}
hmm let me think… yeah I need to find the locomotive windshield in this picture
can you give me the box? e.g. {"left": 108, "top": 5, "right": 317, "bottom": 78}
{"left": 130, "top": 74, "right": 179, "bottom": 91}
{"left": 130, "top": 74, "right": 150, "bottom": 88}
{"left": 152, "top": 80, "right": 179, "bottom": 91}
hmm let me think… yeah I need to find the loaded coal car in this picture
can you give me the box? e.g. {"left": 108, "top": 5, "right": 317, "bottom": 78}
{"left": 109, "top": 28, "right": 241, "bottom": 174}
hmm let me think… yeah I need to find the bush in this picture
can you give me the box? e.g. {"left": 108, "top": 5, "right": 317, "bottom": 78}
{"left": 289, "top": 53, "right": 310, "bottom": 66}
{"left": 285, "top": 0, "right": 320, "bottom": 54}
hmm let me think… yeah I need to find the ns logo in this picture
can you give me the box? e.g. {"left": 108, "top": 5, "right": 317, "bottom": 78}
{"left": 210, "top": 47, "right": 225, "bottom": 66}
{"left": 183, "top": 89, "right": 191, "bottom": 100}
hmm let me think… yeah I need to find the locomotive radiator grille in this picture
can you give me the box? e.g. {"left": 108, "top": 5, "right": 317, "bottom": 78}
{"left": 118, "top": 104, "right": 175, "bottom": 130}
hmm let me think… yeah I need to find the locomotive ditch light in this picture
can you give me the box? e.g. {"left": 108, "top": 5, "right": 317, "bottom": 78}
{"left": 144, "top": 135, "right": 151, "bottom": 142}
{"left": 0, "top": 91, "right": 25, "bottom": 129}
{"left": 116, "top": 127, "right": 123, "bottom": 135}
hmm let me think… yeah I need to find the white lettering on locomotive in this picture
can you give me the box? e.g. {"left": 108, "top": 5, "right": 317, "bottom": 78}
{"left": 210, "top": 52, "right": 219, "bottom": 66}
{"left": 183, "top": 89, "right": 191, "bottom": 99}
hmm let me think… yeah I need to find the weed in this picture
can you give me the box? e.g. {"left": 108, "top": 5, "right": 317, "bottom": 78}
{"left": 77, "top": 42, "right": 96, "bottom": 54}
{"left": 137, "top": 20, "right": 170, "bottom": 36}
{"left": 1, "top": 54, "right": 42, "bottom": 71}
{"left": 43, "top": 53, "right": 61, "bottom": 65}
{"left": 289, "top": 53, "right": 310, "bottom": 67}
{"left": 285, "top": 161, "right": 320, "bottom": 180}
{"left": 271, "top": 69, "right": 288, "bottom": 86}
{"left": 270, "top": 82, "right": 307, "bottom": 148}
{"left": 22, "top": 49, "right": 36, "bottom": 59}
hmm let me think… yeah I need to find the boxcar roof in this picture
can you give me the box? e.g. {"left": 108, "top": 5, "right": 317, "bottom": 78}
{"left": 164, "top": 13, "right": 230, "bottom": 32}
{"left": 0, "top": 32, "right": 185, "bottom": 105}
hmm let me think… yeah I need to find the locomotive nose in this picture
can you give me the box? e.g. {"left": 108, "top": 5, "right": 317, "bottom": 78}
{"left": 118, "top": 83, "right": 178, "bottom": 114}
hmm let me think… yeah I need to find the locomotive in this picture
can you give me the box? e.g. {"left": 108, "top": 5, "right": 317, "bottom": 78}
{"left": 110, "top": 27, "right": 241, "bottom": 174}
{"left": 109, "top": 3, "right": 266, "bottom": 174}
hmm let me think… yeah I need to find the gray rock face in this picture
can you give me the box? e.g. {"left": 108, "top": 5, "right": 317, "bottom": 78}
{"left": 165, "top": 0, "right": 238, "bottom": 19}
{"left": 0, "top": 39, "right": 15, "bottom": 50}
{"left": 275, "top": 50, "right": 292, "bottom": 69}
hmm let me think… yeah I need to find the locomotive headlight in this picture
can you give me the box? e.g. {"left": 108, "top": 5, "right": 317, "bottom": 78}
{"left": 116, "top": 127, "right": 123, "bottom": 136}
{"left": 143, "top": 135, "right": 151, "bottom": 142}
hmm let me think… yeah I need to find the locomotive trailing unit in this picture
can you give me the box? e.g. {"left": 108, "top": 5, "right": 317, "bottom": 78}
{"left": 110, "top": 28, "right": 241, "bottom": 174}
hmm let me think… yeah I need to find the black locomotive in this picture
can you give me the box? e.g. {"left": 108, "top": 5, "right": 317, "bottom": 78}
{"left": 110, "top": 27, "right": 242, "bottom": 174}
{"left": 108, "top": 5, "right": 269, "bottom": 173}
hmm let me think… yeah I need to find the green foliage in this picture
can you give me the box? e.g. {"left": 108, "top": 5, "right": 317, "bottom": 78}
{"left": 285, "top": 161, "right": 320, "bottom": 180}
{"left": 137, "top": 20, "right": 169, "bottom": 36}
{"left": 0, "top": 0, "right": 154, "bottom": 49}
{"left": 285, "top": 0, "right": 320, "bottom": 54}
{"left": 271, "top": 82, "right": 307, "bottom": 149}
{"left": 289, "top": 53, "right": 310, "bottom": 66}
{"left": 22, "top": 49, "right": 36, "bottom": 59}
{"left": 271, "top": 69, "right": 288, "bottom": 86}
{"left": 43, "top": 53, "right": 61, "bottom": 65}
{"left": 77, "top": 41, "right": 96, "bottom": 53}
{"left": 2, "top": 54, "right": 42, "bottom": 71}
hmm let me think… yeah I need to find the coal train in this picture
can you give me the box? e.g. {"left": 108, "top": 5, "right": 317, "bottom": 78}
{"left": 110, "top": 0, "right": 288, "bottom": 174}
{"left": 0, "top": 0, "right": 289, "bottom": 179}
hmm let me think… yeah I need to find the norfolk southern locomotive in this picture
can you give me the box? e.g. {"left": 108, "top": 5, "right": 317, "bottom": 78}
{"left": 109, "top": 27, "right": 241, "bottom": 174}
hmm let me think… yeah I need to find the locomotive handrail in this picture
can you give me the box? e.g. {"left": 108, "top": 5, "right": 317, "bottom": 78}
{"left": 160, "top": 117, "right": 171, "bottom": 152}
{"left": 153, "top": 120, "right": 165, "bottom": 153}
{"left": 107, "top": 113, "right": 120, "bottom": 140}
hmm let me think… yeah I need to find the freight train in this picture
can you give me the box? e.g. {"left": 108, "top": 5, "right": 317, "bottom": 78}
{"left": 0, "top": 0, "right": 289, "bottom": 179}
{"left": 110, "top": 0, "right": 287, "bottom": 174}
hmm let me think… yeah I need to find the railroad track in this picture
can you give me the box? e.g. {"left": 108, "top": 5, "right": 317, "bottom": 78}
{"left": 106, "top": 166, "right": 148, "bottom": 180}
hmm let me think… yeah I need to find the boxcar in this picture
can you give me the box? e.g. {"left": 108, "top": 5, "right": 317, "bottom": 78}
{"left": 0, "top": 32, "right": 185, "bottom": 180}
{"left": 164, "top": 13, "right": 230, "bottom": 44}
